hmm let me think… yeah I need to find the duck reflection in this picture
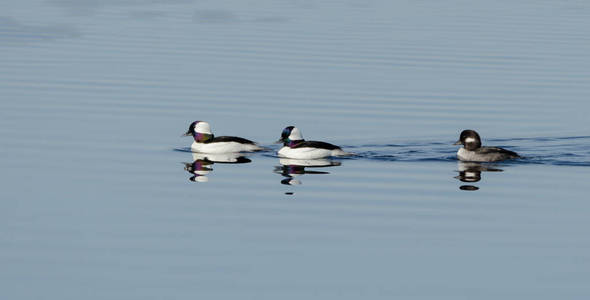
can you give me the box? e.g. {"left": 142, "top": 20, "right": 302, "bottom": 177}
{"left": 184, "top": 152, "right": 251, "bottom": 182}
{"left": 274, "top": 158, "right": 341, "bottom": 185}
{"left": 454, "top": 161, "right": 503, "bottom": 191}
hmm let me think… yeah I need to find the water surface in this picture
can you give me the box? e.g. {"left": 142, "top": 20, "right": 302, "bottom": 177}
{"left": 1, "top": 0, "right": 590, "bottom": 299}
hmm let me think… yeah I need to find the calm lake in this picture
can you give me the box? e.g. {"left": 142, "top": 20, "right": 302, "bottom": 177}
{"left": 1, "top": 0, "right": 589, "bottom": 299}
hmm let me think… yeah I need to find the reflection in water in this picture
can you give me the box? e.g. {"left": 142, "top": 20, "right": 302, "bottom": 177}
{"left": 183, "top": 152, "right": 251, "bottom": 182}
{"left": 274, "top": 158, "right": 341, "bottom": 186}
{"left": 454, "top": 162, "right": 503, "bottom": 191}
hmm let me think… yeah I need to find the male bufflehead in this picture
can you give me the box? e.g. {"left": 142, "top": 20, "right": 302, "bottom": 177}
{"left": 184, "top": 121, "right": 264, "bottom": 153}
{"left": 454, "top": 130, "right": 520, "bottom": 162}
{"left": 276, "top": 126, "right": 351, "bottom": 159}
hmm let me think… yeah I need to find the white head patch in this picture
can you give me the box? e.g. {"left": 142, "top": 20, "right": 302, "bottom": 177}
{"left": 465, "top": 137, "right": 477, "bottom": 144}
{"left": 195, "top": 122, "right": 212, "bottom": 134}
{"left": 289, "top": 127, "right": 303, "bottom": 140}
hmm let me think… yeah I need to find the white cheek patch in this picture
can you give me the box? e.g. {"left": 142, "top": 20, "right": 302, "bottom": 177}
{"left": 465, "top": 137, "right": 477, "bottom": 144}
{"left": 289, "top": 127, "right": 303, "bottom": 140}
{"left": 195, "top": 122, "right": 212, "bottom": 134}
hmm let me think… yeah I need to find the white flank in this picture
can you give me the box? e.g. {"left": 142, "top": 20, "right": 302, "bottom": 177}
{"left": 192, "top": 141, "right": 262, "bottom": 153}
{"left": 278, "top": 146, "right": 348, "bottom": 159}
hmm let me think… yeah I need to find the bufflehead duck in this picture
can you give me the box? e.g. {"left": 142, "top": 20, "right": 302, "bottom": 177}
{"left": 453, "top": 130, "right": 520, "bottom": 162}
{"left": 276, "top": 126, "right": 351, "bottom": 159}
{"left": 184, "top": 121, "right": 264, "bottom": 153}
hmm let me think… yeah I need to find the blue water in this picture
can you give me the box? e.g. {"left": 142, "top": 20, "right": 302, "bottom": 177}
{"left": 1, "top": 0, "right": 590, "bottom": 299}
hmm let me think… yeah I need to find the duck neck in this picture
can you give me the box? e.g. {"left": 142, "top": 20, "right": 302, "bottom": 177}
{"left": 464, "top": 141, "right": 481, "bottom": 151}
{"left": 193, "top": 132, "right": 214, "bottom": 143}
{"left": 284, "top": 139, "right": 304, "bottom": 147}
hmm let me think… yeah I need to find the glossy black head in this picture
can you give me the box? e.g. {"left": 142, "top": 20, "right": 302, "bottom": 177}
{"left": 454, "top": 129, "right": 482, "bottom": 151}
{"left": 276, "top": 126, "right": 296, "bottom": 144}
{"left": 277, "top": 126, "right": 305, "bottom": 147}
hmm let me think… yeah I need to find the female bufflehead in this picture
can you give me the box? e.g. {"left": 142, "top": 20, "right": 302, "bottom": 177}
{"left": 276, "top": 126, "right": 351, "bottom": 159}
{"left": 454, "top": 130, "right": 520, "bottom": 162}
{"left": 184, "top": 121, "right": 264, "bottom": 153}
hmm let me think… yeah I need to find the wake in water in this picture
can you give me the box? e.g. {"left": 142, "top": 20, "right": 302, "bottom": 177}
{"left": 175, "top": 135, "right": 590, "bottom": 167}
{"left": 343, "top": 135, "right": 590, "bottom": 166}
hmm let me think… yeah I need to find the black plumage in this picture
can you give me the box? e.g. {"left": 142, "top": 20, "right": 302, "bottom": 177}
{"left": 208, "top": 136, "right": 257, "bottom": 144}
{"left": 290, "top": 140, "right": 341, "bottom": 150}
{"left": 473, "top": 146, "right": 520, "bottom": 159}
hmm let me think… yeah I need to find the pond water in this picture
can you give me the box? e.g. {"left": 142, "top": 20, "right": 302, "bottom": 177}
{"left": 1, "top": 0, "right": 590, "bottom": 299}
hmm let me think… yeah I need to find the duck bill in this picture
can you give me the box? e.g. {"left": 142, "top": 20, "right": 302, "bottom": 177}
{"left": 453, "top": 140, "right": 462, "bottom": 145}
{"left": 182, "top": 131, "right": 192, "bottom": 137}
{"left": 274, "top": 139, "right": 284, "bottom": 144}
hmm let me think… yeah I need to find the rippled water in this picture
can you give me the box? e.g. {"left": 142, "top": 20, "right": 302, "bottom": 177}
{"left": 2, "top": 0, "right": 590, "bottom": 299}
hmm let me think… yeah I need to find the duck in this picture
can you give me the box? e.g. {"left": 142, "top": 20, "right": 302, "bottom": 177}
{"left": 184, "top": 121, "right": 264, "bottom": 153}
{"left": 454, "top": 129, "right": 520, "bottom": 162}
{"left": 276, "top": 126, "right": 351, "bottom": 159}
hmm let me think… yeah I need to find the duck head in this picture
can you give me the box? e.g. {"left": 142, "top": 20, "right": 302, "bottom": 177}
{"left": 454, "top": 129, "right": 482, "bottom": 151}
{"left": 184, "top": 121, "right": 214, "bottom": 143}
{"left": 276, "top": 126, "right": 304, "bottom": 147}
